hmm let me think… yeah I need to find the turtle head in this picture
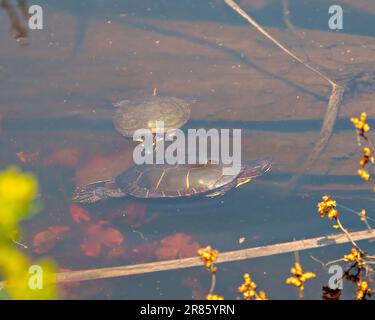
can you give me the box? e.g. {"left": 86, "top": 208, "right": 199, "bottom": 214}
{"left": 235, "top": 158, "right": 271, "bottom": 188}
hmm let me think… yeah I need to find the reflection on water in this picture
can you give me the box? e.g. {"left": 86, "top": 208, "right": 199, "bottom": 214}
{"left": 0, "top": 0, "right": 375, "bottom": 299}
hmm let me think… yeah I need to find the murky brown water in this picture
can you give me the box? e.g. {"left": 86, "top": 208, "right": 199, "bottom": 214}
{"left": 1, "top": 0, "right": 375, "bottom": 299}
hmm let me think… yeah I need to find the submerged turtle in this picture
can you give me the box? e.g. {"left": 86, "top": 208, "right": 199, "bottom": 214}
{"left": 72, "top": 159, "right": 271, "bottom": 204}
{"left": 112, "top": 95, "right": 193, "bottom": 138}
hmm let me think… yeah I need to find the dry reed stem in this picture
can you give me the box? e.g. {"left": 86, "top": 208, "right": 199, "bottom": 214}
{"left": 336, "top": 217, "right": 364, "bottom": 254}
{"left": 209, "top": 266, "right": 217, "bottom": 295}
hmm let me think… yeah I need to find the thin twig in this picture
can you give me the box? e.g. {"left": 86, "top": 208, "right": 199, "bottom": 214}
{"left": 337, "top": 203, "right": 375, "bottom": 224}
{"left": 336, "top": 217, "right": 364, "bottom": 255}
{"left": 299, "top": 287, "right": 304, "bottom": 300}
{"left": 310, "top": 255, "right": 327, "bottom": 268}
{"left": 209, "top": 266, "right": 217, "bottom": 295}
{"left": 323, "top": 258, "right": 345, "bottom": 266}
{"left": 224, "top": 0, "right": 335, "bottom": 86}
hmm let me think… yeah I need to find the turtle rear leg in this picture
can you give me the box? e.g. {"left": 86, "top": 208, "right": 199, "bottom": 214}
{"left": 72, "top": 180, "right": 126, "bottom": 204}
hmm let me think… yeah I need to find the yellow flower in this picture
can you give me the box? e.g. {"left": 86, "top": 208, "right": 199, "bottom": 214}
{"left": 359, "top": 147, "right": 374, "bottom": 168}
{"left": 0, "top": 166, "right": 37, "bottom": 203}
{"left": 0, "top": 167, "right": 38, "bottom": 232}
{"left": 363, "top": 147, "right": 371, "bottom": 157}
{"left": 291, "top": 262, "right": 303, "bottom": 276}
{"left": 238, "top": 273, "right": 267, "bottom": 300}
{"left": 317, "top": 195, "right": 338, "bottom": 220}
{"left": 360, "top": 209, "right": 367, "bottom": 222}
{"left": 358, "top": 169, "right": 370, "bottom": 181}
{"left": 198, "top": 246, "right": 218, "bottom": 269}
{"left": 343, "top": 248, "right": 365, "bottom": 267}
{"left": 356, "top": 281, "right": 372, "bottom": 300}
{"left": 351, "top": 112, "right": 371, "bottom": 135}
{"left": 207, "top": 294, "right": 224, "bottom": 300}
{"left": 256, "top": 291, "right": 268, "bottom": 300}
{"left": 327, "top": 209, "right": 338, "bottom": 220}
{"left": 286, "top": 263, "right": 316, "bottom": 291}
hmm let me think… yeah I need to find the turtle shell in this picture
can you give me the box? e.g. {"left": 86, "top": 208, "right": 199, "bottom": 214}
{"left": 113, "top": 96, "right": 192, "bottom": 137}
{"left": 114, "top": 160, "right": 271, "bottom": 199}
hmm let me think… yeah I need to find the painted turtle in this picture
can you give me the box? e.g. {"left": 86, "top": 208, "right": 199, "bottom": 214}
{"left": 72, "top": 159, "right": 271, "bottom": 204}
{"left": 112, "top": 95, "right": 193, "bottom": 138}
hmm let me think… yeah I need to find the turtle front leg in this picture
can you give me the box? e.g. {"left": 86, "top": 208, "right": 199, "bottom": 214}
{"left": 72, "top": 184, "right": 126, "bottom": 204}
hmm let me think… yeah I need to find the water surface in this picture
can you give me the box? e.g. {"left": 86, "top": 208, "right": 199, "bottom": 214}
{"left": 1, "top": 0, "right": 375, "bottom": 299}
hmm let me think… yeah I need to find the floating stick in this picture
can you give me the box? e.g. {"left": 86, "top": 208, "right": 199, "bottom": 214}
{"left": 52, "top": 230, "right": 374, "bottom": 283}
{"left": 1, "top": 231, "right": 372, "bottom": 289}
